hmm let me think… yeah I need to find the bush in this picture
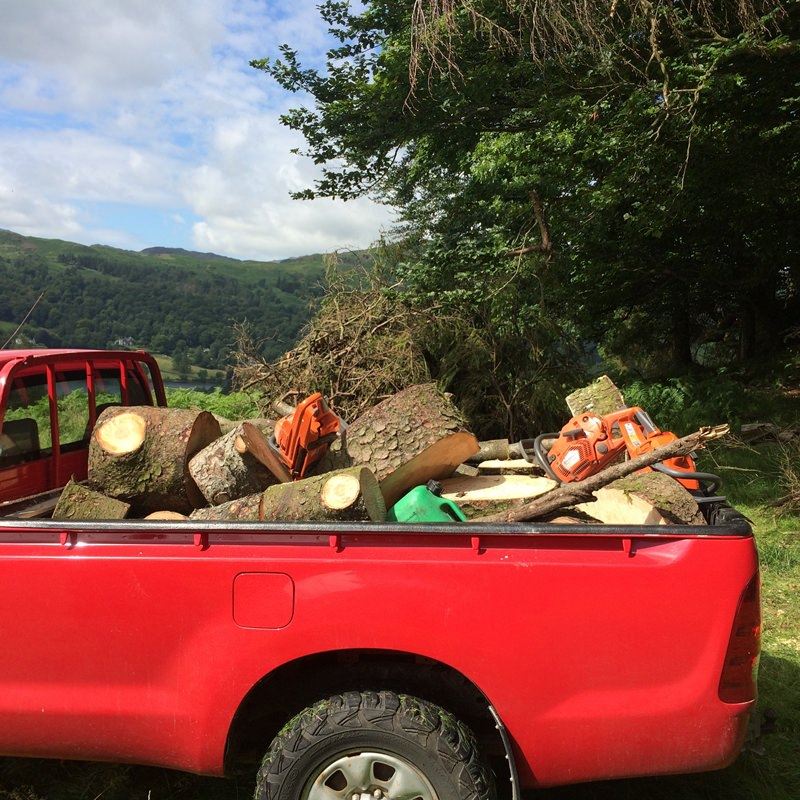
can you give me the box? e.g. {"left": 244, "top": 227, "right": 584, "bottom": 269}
{"left": 165, "top": 388, "right": 260, "bottom": 420}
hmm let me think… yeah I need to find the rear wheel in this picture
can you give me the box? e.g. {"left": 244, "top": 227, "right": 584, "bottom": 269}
{"left": 254, "top": 690, "right": 496, "bottom": 800}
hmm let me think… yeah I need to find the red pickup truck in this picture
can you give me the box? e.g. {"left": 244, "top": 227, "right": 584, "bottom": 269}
{"left": 0, "top": 350, "right": 760, "bottom": 800}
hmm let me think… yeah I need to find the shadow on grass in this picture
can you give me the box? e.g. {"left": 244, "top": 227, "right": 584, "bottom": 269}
{"left": 0, "top": 656, "right": 796, "bottom": 800}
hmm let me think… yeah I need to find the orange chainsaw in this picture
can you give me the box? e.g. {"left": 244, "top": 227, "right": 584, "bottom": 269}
{"left": 269, "top": 392, "right": 344, "bottom": 480}
{"left": 532, "top": 406, "right": 722, "bottom": 499}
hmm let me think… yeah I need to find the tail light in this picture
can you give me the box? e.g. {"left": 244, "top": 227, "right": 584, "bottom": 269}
{"left": 718, "top": 574, "right": 761, "bottom": 704}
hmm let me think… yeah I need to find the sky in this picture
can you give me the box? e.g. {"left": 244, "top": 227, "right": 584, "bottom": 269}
{"left": 0, "top": 0, "right": 393, "bottom": 260}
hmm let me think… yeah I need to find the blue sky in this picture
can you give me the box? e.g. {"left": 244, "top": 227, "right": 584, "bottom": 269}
{"left": 0, "top": 1, "right": 392, "bottom": 259}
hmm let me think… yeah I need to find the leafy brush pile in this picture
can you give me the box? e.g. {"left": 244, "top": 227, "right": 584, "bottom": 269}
{"left": 233, "top": 250, "right": 578, "bottom": 438}
{"left": 774, "top": 439, "right": 800, "bottom": 513}
{"left": 232, "top": 257, "right": 431, "bottom": 422}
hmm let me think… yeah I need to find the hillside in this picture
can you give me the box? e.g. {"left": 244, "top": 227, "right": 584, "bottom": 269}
{"left": 0, "top": 229, "right": 333, "bottom": 372}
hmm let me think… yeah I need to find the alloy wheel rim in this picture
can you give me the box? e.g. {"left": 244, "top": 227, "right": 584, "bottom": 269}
{"left": 301, "top": 750, "right": 438, "bottom": 800}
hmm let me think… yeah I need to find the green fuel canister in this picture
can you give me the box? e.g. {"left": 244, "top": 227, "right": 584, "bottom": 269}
{"left": 387, "top": 480, "right": 467, "bottom": 523}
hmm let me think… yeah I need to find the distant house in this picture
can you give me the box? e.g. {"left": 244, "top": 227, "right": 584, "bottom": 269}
{"left": 111, "top": 337, "right": 136, "bottom": 348}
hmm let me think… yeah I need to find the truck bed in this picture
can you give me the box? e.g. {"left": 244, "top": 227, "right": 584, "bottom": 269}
{"left": 0, "top": 501, "right": 758, "bottom": 790}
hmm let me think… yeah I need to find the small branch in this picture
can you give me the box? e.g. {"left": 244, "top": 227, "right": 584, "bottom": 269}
{"left": 476, "top": 424, "right": 731, "bottom": 523}
{"left": 1, "top": 291, "right": 46, "bottom": 349}
{"left": 507, "top": 190, "right": 553, "bottom": 257}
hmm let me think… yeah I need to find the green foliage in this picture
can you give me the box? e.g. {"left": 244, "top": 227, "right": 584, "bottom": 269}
{"left": 622, "top": 373, "right": 799, "bottom": 434}
{"left": 254, "top": 0, "right": 800, "bottom": 378}
{"left": 0, "top": 229, "right": 331, "bottom": 367}
{"left": 165, "top": 388, "right": 261, "bottom": 420}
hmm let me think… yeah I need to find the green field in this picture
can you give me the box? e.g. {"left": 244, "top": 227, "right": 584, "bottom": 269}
{"left": 153, "top": 353, "right": 224, "bottom": 383}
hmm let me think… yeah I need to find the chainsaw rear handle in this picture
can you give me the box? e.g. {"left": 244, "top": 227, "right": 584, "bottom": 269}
{"left": 532, "top": 433, "right": 560, "bottom": 481}
{"left": 651, "top": 462, "right": 722, "bottom": 497}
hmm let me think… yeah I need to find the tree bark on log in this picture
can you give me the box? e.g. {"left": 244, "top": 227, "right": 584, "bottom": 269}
{"left": 320, "top": 383, "right": 475, "bottom": 478}
{"left": 189, "top": 492, "right": 262, "bottom": 521}
{"left": 88, "top": 406, "right": 221, "bottom": 515}
{"left": 575, "top": 472, "right": 705, "bottom": 525}
{"left": 318, "top": 383, "right": 478, "bottom": 507}
{"left": 476, "top": 425, "right": 729, "bottom": 523}
{"left": 53, "top": 477, "right": 130, "bottom": 520}
{"left": 189, "top": 424, "right": 277, "bottom": 506}
{"left": 565, "top": 375, "right": 627, "bottom": 417}
{"left": 466, "top": 439, "right": 512, "bottom": 462}
{"left": 259, "top": 466, "right": 386, "bottom": 522}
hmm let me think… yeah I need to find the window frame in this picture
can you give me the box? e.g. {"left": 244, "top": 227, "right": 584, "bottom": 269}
{"left": 0, "top": 351, "right": 167, "bottom": 477}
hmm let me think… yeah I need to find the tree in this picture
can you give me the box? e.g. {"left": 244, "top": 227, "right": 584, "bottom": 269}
{"left": 253, "top": 0, "right": 799, "bottom": 375}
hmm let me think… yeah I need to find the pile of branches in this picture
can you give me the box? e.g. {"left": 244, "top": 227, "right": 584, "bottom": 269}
{"left": 773, "top": 439, "right": 800, "bottom": 512}
{"left": 232, "top": 257, "right": 431, "bottom": 421}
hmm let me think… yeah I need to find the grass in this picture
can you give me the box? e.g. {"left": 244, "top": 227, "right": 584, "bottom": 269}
{"left": 0, "top": 405, "right": 797, "bottom": 799}
{"left": 153, "top": 354, "right": 224, "bottom": 382}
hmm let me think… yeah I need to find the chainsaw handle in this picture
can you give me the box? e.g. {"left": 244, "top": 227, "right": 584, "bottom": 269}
{"left": 532, "top": 433, "right": 561, "bottom": 482}
{"left": 651, "top": 462, "right": 722, "bottom": 496}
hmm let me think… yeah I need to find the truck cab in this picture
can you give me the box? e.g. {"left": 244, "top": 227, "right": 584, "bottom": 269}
{"left": 0, "top": 349, "right": 166, "bottom": 503}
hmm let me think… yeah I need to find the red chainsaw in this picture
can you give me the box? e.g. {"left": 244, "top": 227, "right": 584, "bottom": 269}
{"left": 530, "top": 406, "right": 722, "bottom": 500}
{"left": 269, "top": 392, "right": 344, "bottom": 480}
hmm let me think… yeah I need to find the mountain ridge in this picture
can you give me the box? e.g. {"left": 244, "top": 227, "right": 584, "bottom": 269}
{"left": 0, "top": 228, "right": 338, "bottom": 372}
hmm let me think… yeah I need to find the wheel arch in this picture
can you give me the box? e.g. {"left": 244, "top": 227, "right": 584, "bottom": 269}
{"left": 224, "top": 648, "right": 507, "bottom": 785}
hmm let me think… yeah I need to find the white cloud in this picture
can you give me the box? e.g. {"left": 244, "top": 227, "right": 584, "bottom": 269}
{"left": 187, "top": 114, "right": 394, "bottom": 258}
{"left": 0, "top": 0, "right": 393, "bottom": 260}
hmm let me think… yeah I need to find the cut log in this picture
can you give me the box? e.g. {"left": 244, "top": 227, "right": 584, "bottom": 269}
{"left": 380, "top": 432, "right": 480, "bottom": 509}
{"left": 259, "top": 466, "right": 386, "bottom": 522}
{"left": 477, "top": 425, "right": 729, "bottom": 523}
{"left": 189, "top": 492, "right": 262, "bottom": 521}
{"left": 53, "top": 477, "right": 130, "bottom": 520}
{"left": 144, "top": 511, "right": 188, "bottom": 520}
{"left": 453, "top": 463, "right": 480, "bottom": 478}
{"left": 320, "top": 383, "right": 476, "bottom": 479}
{"left": 89, "top": 406, "right": 221, "bottom": 515}
{"left": 576, "top": 472, "right": 705, "bottom": 525}
{"left": 189, "top": 424, "right": 277, "bottom": 506}
{"left": 318, "top": 384, "right": 478, "bottom": 507}
{"left": 235, "top": 422, "right": 292, "bottom": 483}
{"left": 477, "top": 458, "right": 541, "bottom": 476}
{"left": 442, "top": 475, "right": 558, "bottom": 519}
{"left": 441, "top": 474, "right": 555, "bottom": 518}
{"left": 442, "top": 474, "right": 556, "bottom": 507}
{"left": 566, "top": 375, "right": 626, "bottom": 416}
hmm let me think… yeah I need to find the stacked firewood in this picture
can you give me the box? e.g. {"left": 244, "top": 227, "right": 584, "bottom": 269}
{"left": 52, "top": 379, "right": 726, "bottom": 525}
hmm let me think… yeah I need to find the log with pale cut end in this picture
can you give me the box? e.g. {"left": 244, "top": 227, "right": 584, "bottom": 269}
{"left": 453, "top": 462, "right": 480, "bottom": 478}
{"left": 189, "top": 492, "right": 262, "bottom": 521}
{"left": 144, "top": 510, "right": 189, "bottom": 520}
{"left": 189, "top": 424, "right": 277, "bottom": 506}
{"left": 441, "top": 474, "right": 556, "bottom": 517}
{"left": 379, "top": 431, "right": 480, "bottom": 508}
{"left": 89, "top": 406, "right": 221, "bottom": 515}
{"left": 566, "top": 375, "right": 626, "bottom": 417}
{"left": 235, "top": 421, "right": 291, "bottom": 483}
{"left": 319, "top": 383, "right": 476, "bottom": 480}
{"left": 260, "top": 466, "right": 386, "bottom": 522}
{"left": 576, "top": 471, "right": 705, "bottom": 525}
{"left": 477, "top": 458, "right": 542, "bottom": 476}
{"left": 53, "top": 478, "right": 130, "bottom": 520}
